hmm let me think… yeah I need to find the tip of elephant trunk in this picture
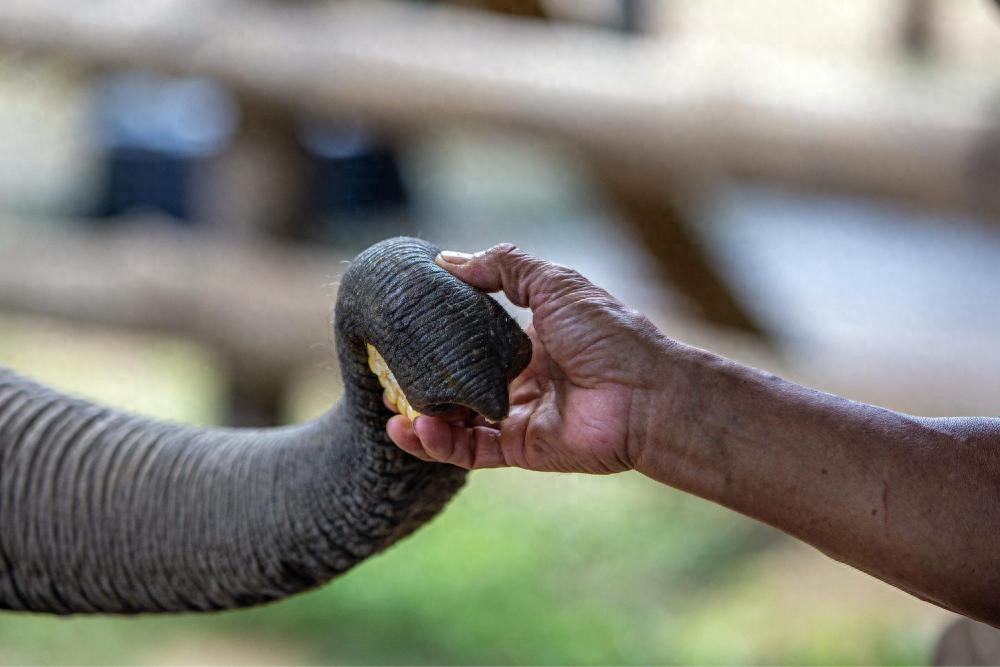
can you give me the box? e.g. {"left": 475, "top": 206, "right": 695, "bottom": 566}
{"left": 475, "top": 393, "right": 511, "bottom": 424}
{"left": 346, "top": 237, "right": 531, "bottom": 427}
{"left": 367, "top": 343, "right": 514, "bottom": 424}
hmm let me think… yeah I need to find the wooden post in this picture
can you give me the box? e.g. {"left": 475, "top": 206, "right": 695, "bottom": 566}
{"left": 620, "top": 0, "right": 646, "bottom": 34}
{"left": 595, "top": 163, "right": 767, "bottom": 337}
{"left": 193, "top": 93, "right": 315, "bottom": 423}
{"left": 899, "top": 0, "right": 936, "bottom": 60}
{"left": 195, "top": 98, "right": 311, "bottom": 241}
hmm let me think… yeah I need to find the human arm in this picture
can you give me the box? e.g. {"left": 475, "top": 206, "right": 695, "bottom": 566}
{"left": 386, "top": 243, "right": 1000, "bottom": 627}
{"left": 636, "top": 342, "right": 1000, "bottom": 626}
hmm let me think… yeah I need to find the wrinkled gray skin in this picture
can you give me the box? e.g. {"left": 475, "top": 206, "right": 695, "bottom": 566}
{"left": 0, "top": 237, "right": 531, "bottom": 614}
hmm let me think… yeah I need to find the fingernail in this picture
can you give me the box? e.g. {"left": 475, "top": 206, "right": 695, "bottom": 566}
{"left": 437, "top": 251, "right": 473, "bottom": 265}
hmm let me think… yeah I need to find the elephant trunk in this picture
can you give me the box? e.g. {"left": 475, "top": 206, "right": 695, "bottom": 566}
{"left": 0, "top": 237, "right": 531, "bottom": 614}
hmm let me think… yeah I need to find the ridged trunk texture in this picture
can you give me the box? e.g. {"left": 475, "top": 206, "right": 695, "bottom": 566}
{"left": 0, "top": 237, "right": 530, "bottom": 614}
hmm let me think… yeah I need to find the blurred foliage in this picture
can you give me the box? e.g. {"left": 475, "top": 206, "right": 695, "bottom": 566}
{"left": 0, "top": 316, "right": 948, "bottom": 665}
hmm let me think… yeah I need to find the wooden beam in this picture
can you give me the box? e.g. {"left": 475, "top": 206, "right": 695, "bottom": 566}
{"left": 0, "top": 221, "right": 346, "bottom": 424}
{"left": 0, "top": 0, "right": 995, "bottom": 219}
{"left": 599, "top": 175, "right": 766, "bottom": 336}
{"left": 450, "top": 0, "right": 549, "bottom": 20}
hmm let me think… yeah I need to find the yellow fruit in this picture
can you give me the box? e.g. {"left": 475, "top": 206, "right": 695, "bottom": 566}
{"left": 366, "top": 343, "right": 423, "bottom": 422}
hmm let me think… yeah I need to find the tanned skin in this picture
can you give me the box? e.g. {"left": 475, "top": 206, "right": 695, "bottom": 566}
{"left": 386, "top": 243, "right": 1000, "bottom": 628}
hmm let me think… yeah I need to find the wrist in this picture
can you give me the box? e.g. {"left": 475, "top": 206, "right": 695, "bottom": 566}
{"left": 625, "top": 336, "right": 696, "bottom": 474}
{"left": 629, "top": 338, "right": 726, "bottom": 490}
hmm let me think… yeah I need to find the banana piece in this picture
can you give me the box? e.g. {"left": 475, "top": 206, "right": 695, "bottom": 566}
{"left": 366, "top": 343, "right": 422, "bottom": 422}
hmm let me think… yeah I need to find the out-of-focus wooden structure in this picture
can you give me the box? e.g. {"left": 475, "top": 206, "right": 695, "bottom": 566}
{"left": 0, "top": 0, "right": 997, "bottom": 423}
{"left": 0, "top": 0, "right": 994, "bottom": 216}
{"left": 0, "top": 222, "right": 344, "bottom": 424}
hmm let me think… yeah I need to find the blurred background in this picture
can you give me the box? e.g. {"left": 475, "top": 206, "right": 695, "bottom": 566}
{"left": 0, "top": 0, "right": 999, "bottom": 663}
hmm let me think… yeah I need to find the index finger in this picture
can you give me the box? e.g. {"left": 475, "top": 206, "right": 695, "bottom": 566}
{"left": 434, "top": 244, "right": 570, "bottom": 310}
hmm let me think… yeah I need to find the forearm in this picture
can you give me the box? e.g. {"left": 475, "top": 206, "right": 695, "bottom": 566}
{"left": 635, "top": 342, "right": 1000, "bottom": 625}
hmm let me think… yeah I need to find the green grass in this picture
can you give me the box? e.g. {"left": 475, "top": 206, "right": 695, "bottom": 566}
{"left": 0, "top": 316, "right": 949, "bottom": 665}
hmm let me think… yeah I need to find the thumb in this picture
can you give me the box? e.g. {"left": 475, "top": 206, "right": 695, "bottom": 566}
{"left": 435, "top": 243, "right": 570, "bottom": 310}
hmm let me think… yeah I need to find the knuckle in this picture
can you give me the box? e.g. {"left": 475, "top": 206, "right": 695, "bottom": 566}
{"left": 483, "top": 243, "right": 521, "bottom": 265}
{"left": 495, "top": 243, "right": 540, "bottom": 269}
{"left": 539, "top": 265, "right": 590, "bottom": 298}
{"left": 491, "top": 242, "right": 519, "bottom": 256}
{"left": 424, "top": 435, "right": 453, "bottom": 461}
{"left": 552, "top": 265, "right": 587, "bottom": 287}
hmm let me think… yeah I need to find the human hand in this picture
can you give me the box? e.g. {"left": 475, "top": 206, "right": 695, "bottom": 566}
{"left": 386, "top": 244, "right": 670, "bottom": 474}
